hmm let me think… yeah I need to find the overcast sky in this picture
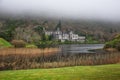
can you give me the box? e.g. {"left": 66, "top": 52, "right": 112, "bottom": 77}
{"left": 0, "top": 0, "right": 120, "bottom": 21}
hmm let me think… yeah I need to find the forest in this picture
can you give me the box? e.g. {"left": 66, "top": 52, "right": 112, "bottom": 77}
{"left": 0, "top": 18, "right": 120, "bottom": 44}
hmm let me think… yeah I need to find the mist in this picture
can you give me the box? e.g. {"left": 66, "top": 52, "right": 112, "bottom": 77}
{"left": 0, "top": 0, "right": 120, "bottom": 21}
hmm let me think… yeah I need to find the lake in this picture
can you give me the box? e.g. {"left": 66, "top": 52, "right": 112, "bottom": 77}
{"left": 59, "top": 44, "right": 105, "bottom": 54}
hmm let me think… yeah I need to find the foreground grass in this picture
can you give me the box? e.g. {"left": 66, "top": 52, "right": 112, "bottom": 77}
{"left": 0, "top": 64, "right": 120, "bottom": 80}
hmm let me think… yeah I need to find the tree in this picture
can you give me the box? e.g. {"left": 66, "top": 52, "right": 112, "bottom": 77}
{"left": 55, "top": 20, "right": 62, "bottom": 30}
{"left": 0, "top": 30, "right": 13, "bottom": 41}
{"left": 14, "top": 27, "right": 41, "bottom": 43}
{"left": 34, "top": 25, "right": 50, "bottom": 41}
{"left": 34, "top": 25, "right": 44, "bottom": 35}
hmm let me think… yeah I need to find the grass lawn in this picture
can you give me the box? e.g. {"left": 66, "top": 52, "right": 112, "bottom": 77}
{"left": 0, "top": 64, "right": 120, "bottom": 80}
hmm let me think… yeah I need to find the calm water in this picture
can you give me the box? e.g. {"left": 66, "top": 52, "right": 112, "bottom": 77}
{"left": 59, "top": 44, "right": 104, "bottom": 54}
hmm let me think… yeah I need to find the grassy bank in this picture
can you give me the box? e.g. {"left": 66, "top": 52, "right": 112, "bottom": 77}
{"left": 0, "top": 38, "right": 12, "bottom": 48}
{"left": 0, "top": 64, "right": 120, "bottom": 80}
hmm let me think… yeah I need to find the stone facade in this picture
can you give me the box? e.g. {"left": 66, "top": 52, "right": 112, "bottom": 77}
{"left": 45, "top": 28, "right": 85, "bottom": 42}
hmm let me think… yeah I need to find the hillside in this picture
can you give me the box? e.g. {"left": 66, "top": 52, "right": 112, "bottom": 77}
{"left": 0, "top": 64, "right": 120, "bottom": 80}
{"left": 0, "top": 18, "right": 120, "bottom": 42}
{"left": 0, "top": 38, "right": 12, "bottom": 48}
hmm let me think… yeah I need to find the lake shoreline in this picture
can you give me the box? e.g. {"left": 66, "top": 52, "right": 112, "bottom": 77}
{"left": 0, "top": 44, "right": 120, "bottom": 70}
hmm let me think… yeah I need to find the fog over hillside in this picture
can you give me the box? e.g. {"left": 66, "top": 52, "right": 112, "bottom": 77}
{"left": 0, "top": 0, "right": 120, "bottom": 42}
{"left": 0, "top": 0, "right": 120, "bottom": 22}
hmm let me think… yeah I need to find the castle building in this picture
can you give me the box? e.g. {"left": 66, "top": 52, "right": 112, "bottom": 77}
{"left": 45, "top": 27, "right": 85, "bottom": 42}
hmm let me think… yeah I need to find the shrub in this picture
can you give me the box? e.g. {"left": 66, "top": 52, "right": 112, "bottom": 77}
{"left": 11, "top": 40, "right": 26, "bottom": 48}
{"left": 104, "top": 41, "right": 115, "bottom": 48}
{"left": 116, "top": 43, "right": 120, "bottom": 51}
{"left": 26, "top": 44, "right": 38, "bottom": 48}
{"left": 35, "top": 41, "right": 58, "bottom": 49}
{"left": 104, "top": 34, "right": 120, "bottom": 51}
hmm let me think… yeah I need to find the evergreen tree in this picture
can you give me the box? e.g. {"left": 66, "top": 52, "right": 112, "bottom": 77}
{"left": 55, "top": 20, "right": 62, "bottom": 30}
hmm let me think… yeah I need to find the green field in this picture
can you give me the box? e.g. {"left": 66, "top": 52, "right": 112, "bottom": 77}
{"left": 0, "top": 64, "right": 120, "bottom": 80}
{"left": 0, "top": 38, "right": 12, "bottom": 47}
